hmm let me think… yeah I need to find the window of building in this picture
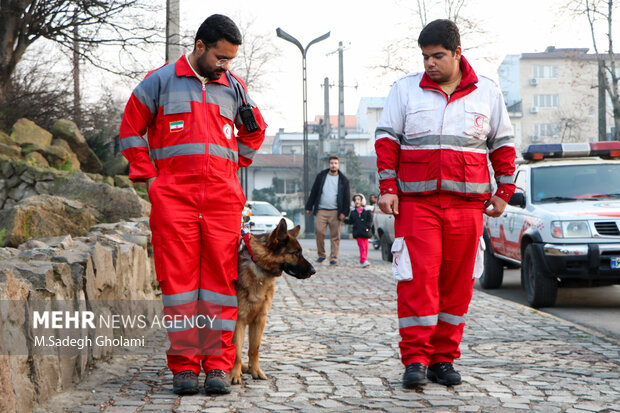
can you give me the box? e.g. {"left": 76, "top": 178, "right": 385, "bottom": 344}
{"left": 534, "top": 123, "right": 560, "bottom": 137}
{"left": 274, "top": 178, "right": 298, "bottom": 194}
{"left": 533, "top": 65, "right": 559, "bottom": 79}
{"left": 533, "top": 94, "right": 559, "bottom": 108}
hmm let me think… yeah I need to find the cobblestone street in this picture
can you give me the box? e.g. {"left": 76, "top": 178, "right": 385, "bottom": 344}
{"left": 42, "top": 240, "right": 620, "bottom": 413}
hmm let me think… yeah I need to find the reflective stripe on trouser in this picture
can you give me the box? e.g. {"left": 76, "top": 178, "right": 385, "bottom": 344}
{"left": 149, "top": 173, "right": 244, "bottom": 374}
{"left": 395, "top": 201, "right": 483, "bottom": 366}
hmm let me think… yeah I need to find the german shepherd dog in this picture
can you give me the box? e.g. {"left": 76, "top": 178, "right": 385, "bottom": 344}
{"left": 231, "top": 218, "right": 315, "bottom": 384}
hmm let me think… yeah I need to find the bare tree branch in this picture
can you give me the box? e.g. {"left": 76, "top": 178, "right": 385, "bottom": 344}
{"left": 0, "top": 0, "right": 164, "bottom": 102}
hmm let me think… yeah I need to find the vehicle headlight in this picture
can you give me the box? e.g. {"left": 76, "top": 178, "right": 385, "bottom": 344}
{"left": 551, "top": 221, "right": 591, "bottom": 238}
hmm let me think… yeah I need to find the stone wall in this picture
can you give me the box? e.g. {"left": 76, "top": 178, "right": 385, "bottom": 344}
{"left": 0, "top": 157, "right": 150, "bottom": 247}
{"left": 0, "top": 219, "right": 158, "bottom": 412}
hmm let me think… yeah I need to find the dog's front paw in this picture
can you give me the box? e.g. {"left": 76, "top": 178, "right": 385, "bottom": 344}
{"left": 230, "top": 366, "right": 243, "bottom": 385}
{"left": 230, "top": 372, "right": 243, "bottom": 385}
{"left": 250, "top": 367, "right": 267, "bottom": 380}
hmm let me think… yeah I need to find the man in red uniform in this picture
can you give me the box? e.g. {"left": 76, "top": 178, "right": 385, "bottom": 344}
{"left": 375, "top": 19, "right": 516, "bottom": 388}
{"left": 119, "top": 14, "right": 266, "bottom": 395}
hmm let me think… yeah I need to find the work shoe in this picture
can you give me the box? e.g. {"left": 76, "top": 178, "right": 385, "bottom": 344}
{"left": 330, "top": 260, "right": 338, "bottom": 265}
{"left": 316, "top": 257, "right": 326, "bottom": 263}
{"left": 427, "top": 362, "right": 462, "bottom": 386}
{"left": 402, "top": 363, "right": 426, "bottom": 388}
{"left": 361, "top": 261, "right": 370, "bottom": 268}
{"left": 204, "top": 369, "right": 231, "bottom": 395}
{"left": 172, "top": 370, "right": 199, "bottom": 395}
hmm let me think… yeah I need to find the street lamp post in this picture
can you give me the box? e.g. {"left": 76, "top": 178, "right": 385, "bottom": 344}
{"left": 276, "top": 27, "right": 330, "bottom": 234}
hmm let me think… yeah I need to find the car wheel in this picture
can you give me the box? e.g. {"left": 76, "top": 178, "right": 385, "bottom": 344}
{"left": 480, "top": 238, "right": 504, "bottom": 289}
{"left": 521, "top": 244, "right": 558, "bottom": 308}
{"left": 380, "top": 232, "right": 393, "bottom": 262}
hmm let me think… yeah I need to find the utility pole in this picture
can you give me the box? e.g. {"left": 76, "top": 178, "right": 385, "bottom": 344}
{"left": 598, "top": 60, "right": 607, "bottom": 141}
{"left": 276, "top": 28, "right": 330, "bottom": 235}
{"left": 337, "top": 41, "right": 345, "bottom": 170}
{"left": 166, "top": 0, "right": 181, "bottom": 62}
{"left": 319, "top": 77, "right": 330, "bottom": 172}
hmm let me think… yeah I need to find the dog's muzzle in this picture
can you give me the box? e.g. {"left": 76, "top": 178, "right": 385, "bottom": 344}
{"left": 282, "top": 262, "right": 316, "bottom": 279}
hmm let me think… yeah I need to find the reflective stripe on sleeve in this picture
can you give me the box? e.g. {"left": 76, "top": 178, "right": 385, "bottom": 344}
{"left": 379, "top": 169, "right": 397, "bottom": 180}
{"left": 237, "top": 142, "right": 257, "bottom": 160}
{"left": 496, "top": 174, "right": 515, "bottom": 185}
{"left": 375, "top": 127, "right": 402, "bottom": 143}
{"left": 119, "top": 135, "right": 149, "bottom": 151}
{"left": 488, "top": 136, "right": 515, "bottom": 152}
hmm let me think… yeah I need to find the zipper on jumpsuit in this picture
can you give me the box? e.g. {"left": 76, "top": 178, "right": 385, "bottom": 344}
{"left": 198, "top": 81, "right": 208, "bottom": 221}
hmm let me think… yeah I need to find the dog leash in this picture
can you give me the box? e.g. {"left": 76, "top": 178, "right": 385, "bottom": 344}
{"left": 241, "top": 230, "right": 255, "bottom": 262}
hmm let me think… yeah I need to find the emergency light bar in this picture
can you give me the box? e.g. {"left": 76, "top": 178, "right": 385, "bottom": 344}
{"left": 522, "top": 142, "right": 620, "bottom": 161}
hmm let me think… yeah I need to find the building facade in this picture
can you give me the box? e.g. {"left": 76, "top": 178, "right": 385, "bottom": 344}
{"left": 498, "top": 47, "right": 618, "bottom": 154}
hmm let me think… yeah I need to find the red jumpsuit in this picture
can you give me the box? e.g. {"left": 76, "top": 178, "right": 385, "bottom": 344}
{"left": 375, "top": 56, "right": 516, "bottom": 366}
{"left": 119, "top": 55, "right": 266, "bottom": 374}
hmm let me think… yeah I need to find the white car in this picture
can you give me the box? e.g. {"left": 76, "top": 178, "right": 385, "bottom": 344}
{"left": 483, "top": 142, "right": 620, "bottom": 308}
{"left": 244, "top": 201, "right": 294, "bottom": 234}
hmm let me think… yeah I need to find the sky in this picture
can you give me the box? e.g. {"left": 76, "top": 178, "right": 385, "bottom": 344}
{"left": 118, "top": 0, "right": 610, "bottom": 136}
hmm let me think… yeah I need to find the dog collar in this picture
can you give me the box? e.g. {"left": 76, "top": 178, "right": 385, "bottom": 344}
{"left": 242, "top": 232, "right": 255, "bottom": 262}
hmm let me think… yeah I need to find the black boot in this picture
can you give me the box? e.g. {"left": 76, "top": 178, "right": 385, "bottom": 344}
{"left": 172, "top": 370, "right": 199, "bottom": 395}
{"left": 427, "top": 362, "right": 462, "bottom": 386}
{"left": 204, "top": 369, "right": 231, "bottom": 395}
{"left": 402, "top": 363, "right": 426, "bottom": 388}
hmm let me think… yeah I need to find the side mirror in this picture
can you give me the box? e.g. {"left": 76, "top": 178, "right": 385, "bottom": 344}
{"left": 281, "top": 211, "right": 287, "bottom": 216}
{"left": 508, "top": 192, "right": 526, "bottom": 208}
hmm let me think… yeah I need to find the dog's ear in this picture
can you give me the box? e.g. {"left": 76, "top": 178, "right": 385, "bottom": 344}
{"left": 288, "top": 225, "right": 300, "bottom": 238}
{"left": 268, "top": 218, "right": 289, "bottom": 247}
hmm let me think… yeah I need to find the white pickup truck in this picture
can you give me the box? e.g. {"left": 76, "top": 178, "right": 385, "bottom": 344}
{"left": 482, "top": 142, "right": 620, "bottom": 308}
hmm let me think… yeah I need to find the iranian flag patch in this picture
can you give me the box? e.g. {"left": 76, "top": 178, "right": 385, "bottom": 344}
{"left": 169, "top": 120, "right": 184, "bottom": 132}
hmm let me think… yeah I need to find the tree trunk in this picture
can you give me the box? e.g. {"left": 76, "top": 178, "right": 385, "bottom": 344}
{"left": 0, "top": 1, "right": 31, "bottom": 103}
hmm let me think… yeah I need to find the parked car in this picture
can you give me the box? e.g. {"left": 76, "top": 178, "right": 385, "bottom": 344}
{"left": 482, "top": 142, "right": 620, "bottom": 308}
{"left": 244, "top": 201, "right": 294, "bottom": 234}
{"left": 373, "top": 204, "right": 395, "bottom": 262}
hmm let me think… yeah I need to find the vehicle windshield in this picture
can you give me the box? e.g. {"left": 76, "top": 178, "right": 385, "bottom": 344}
{"left": 531, "top": 163, "right": 620, "bottom": 203}
{"left": 250, "top": 203, "right": 281, "bottom": 216}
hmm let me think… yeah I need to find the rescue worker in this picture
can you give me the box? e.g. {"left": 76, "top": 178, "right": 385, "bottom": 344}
{"left": 375, "top": 19, "right": 516, "bottom": 388}
{"left": 119, "top": 14, "right": 266, "bottom": 395}
{"left": 305, "top": 156, "right": 351, "bottom": 265}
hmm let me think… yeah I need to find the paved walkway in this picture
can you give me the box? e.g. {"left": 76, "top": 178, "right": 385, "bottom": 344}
{"left": 41, "top": 240, "right": 620, "bottom": 412}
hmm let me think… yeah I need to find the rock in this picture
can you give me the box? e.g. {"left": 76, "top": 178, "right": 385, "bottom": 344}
{"left": 7, "top": 182, "right": 36, "bottom": 201}
{"left": 51, "top": 119, "right": 102, "bottom": 173}
{"left": 103, "top": 153, "right": 129, "bottom": 176}
{"left": 36, "top": 234, "right": 73, "bottom": 249}
{"left": 0, "top": 159, "right": 14, "bottom": 178}
{"left": 0, "top": 143, "right": 21, "bottom": 159}
{"left": 17, "top": 239, "right": 50, "bottom": 250}
{"left": 24, "top": 151, "right": 50, "bottom": 167}
{"left": 56, "top": 171, "right": 150, "bottom": 222}
{"left": 50, "top": 139, "right": 80, "bottom": 170}
{"left": 0, "top": 194, "right": 100, "bottom": 247}
{"left": 114, "top": 175, "right": 133, "bottom": 188}
{"left": 0, "top": 179, "right": 6, "bottom": 208}
{"left": 0, "top": 131, "right": 13, "bottom": 145}
{"left": 10, "top": 118, "right": 52, "bottom": 147}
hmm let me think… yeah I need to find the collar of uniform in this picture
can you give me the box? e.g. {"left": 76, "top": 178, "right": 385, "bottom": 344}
{"left": 419, "top": 54, "right": 478, "bottom": 93}
{"left": 174, "top": 54, "right": 232, "bottom": 87}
